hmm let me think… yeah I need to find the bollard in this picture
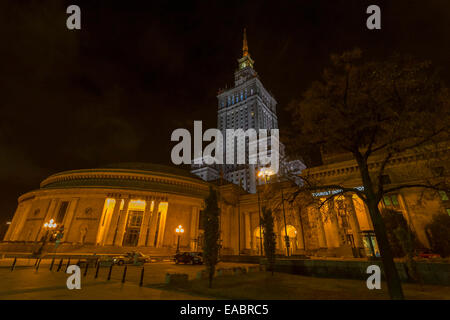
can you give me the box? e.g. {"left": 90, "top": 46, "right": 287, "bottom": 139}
{"left": 139, "top": 267, "right": 144, "bottom": 287}
{"left": 10, "top": 257, "right": 17, "bottom": 272}
{"left": 95, "top": 263, "right": 100, "bottom": 279}
{"left": 35, "top": 258, "right": 42, "bottom": 271}
{"left": 56, "top": 259, "right": 63, "bottom": 272}
{"left": 107, "top": 264, "right": 113, "bottom": 280}
{"left": 84, "top": 263, "right": 89, "bottom": 277}
{"left": 122, "top": 265, "right": 127, "bottom": 283}
{"left": 49, "top": 257, "right": 55, "bottom": 271}
{"left": 65, "top": 258, "right": 71, "bottom": 272}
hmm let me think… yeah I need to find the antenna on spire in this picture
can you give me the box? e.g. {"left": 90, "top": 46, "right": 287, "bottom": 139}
{"left": 243, "top": 28, "right": 249, "bottom": 57}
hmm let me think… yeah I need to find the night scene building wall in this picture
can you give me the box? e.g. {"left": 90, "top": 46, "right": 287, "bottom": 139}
{"left": 3, "top": 142, "right": 449, "bottom": 257}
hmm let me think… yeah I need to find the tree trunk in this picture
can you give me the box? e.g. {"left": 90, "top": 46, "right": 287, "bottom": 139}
{"left": 355, "top": 153, "right": 404, "bottom": 300}
{"left": 366, "top": 198, "right": 404, "bottom": 299}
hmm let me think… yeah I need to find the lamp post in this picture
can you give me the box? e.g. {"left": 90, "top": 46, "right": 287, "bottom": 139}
{"left": 175, "top": 225, "right": 184, "bottom": 253}
{"left": 281, "top": 189, "right": 290, "bottom": 256}
{"left": 256, "top": 168, "right": 275, "bottom": 256}
{"left": 37, "top": 219, "right": 57, "bottom": 256}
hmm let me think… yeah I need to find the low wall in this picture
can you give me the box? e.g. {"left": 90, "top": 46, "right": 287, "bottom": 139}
{"left": 0, "top": 241, "right": 175, "bottom": 258}
{"left": 263, "top": 259, "right": 450, "bottom": 286}
{"left": 220, "top": 255, "right": 261, "bottom": 264}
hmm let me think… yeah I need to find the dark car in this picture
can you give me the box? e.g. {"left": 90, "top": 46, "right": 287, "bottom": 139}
{"left": 174, "top": 252, "right": 203, "bottom": 265}
{"left": 113, "top": 252, "right": 150, "bottom": 265}
{"left": 417, "top": 249, "right": 440, "bottom": 259}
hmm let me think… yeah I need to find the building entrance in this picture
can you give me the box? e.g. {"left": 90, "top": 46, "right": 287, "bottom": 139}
{"left": 123, "top": 210, "right": 143, "bottom": 246}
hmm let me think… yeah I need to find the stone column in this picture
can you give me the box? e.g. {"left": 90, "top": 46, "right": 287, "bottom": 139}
{"left": 138, "top": 199, "right": 153, "bottom": 247}
{"left": 148, "top": 200, "right": 160, "bottom": 247}
{"left": 228, "top": 206, "right": 233, "bottom": 250}
{"left": 10, "top": 202, "right": 32, "bottom": 241}
{"left": 115, "top": 198, "right": 130, "bottom": 246}
{"left": 244, "top": 212, "right": 251, "bottom": 249}
{"left": 345, "top": 195, "right": 363, "bottom": 248}
{"left": 327, "top": 199, "right": 342, "bottom": 247}
{"left": 190, "top": 206, "right": 200, "bottom": 251}
{"left": 155, "top": 201, "right": 168, "bottom": 248}
{"left": 105, "top": 198, "right": 122, "bottom": 245}
{"left": 315, "top": 207, "right": 327, "bottom": 248}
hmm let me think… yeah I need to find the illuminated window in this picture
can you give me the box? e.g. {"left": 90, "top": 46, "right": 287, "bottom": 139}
{"left": 383, "top": 194, "right": 400, "bottom": 207}
{"left": 391, "top": 194, "right": 399, "bottom": 206}
{"left": 439, "top": 191, "right": 449, "bottom": 201}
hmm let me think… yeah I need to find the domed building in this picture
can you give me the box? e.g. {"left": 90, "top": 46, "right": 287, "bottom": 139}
{"left": 3, "top": 150, "right": 447, "bottom": 258}
{"left": 2, "top": 162, "right": 314, "bottom": 257}
{"left": 3, "top": 163, "right": 214, "bottom": 254}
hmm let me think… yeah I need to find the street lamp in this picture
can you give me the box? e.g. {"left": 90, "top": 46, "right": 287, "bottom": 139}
{"left": 44, "top": 219, "right": 57, "bottom": 241}
{"left": 175, "top": 224, "right": 184, "bottom": 253}
{"left": 36, "top": 219, "right": 57, "bottom": 256}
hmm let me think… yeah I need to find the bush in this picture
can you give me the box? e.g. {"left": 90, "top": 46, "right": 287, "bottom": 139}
{"left": 425, "top": 214, "right": 450, "bottom": 258}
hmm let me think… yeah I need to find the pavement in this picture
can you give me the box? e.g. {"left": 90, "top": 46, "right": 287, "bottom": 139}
{"left": 0, "top": 259, "right": 255, "bottom": 300}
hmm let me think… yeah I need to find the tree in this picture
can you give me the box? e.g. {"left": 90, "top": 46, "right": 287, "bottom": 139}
{"left": 287, "top": 49, "right": 450, "bottom": 299}
{"left": 261, "top": 206, "right": 276, "bottom": 275}
{"left": 425, "top": 213, "right": 450, "bottom": 258}
{"left": 202, "top": 187, "right": 221, "bottom": 288}
{"left": 381, "top": 208, "right": 422, "bottom": 285}
{"left": 381, "top": 208, "right": 416, "bottom": 258}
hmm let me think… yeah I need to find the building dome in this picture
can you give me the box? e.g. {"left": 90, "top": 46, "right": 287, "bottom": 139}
{"left": 5, "top": 163, "right": 209, "bottom": 250}
{"left": 39, "top": 163, "right": 208, "bottom": 198}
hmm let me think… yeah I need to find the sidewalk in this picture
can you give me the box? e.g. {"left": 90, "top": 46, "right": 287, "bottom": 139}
{"left": 0, "top": 267, "right": 207, "bottom": 300}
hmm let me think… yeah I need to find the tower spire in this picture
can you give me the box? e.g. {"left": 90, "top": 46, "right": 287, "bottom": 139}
{"left": 242, "top": 28, "right": 249, "bottom": 57}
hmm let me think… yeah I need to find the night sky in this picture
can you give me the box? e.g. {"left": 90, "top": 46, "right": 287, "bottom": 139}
{"left": 0, "top": 0, "right": 449, "bottom": 223}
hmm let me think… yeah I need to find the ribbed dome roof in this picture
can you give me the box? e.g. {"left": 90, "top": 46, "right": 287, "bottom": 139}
{"left": 100, "top": 162, "right": 199, "bottom": 179}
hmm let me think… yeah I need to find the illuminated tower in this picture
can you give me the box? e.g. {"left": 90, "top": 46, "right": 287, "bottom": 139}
{"left": 191, "top": 29, "right": 304, "bottom": 192}
{"left": 217, "top": 29, "right": 280, "bottom": 193}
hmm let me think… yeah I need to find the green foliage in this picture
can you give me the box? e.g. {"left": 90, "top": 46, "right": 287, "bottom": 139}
{"left": 261, "top": 206, "right": 276, "bottom": 275}
{"left": 426, "top": 213, "right": 450, "bottom": 257}
{"left": 201, "top": 187, "right": 221, "bottom": 288}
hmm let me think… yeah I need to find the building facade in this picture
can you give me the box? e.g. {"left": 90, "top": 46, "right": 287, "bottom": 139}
{"left": 3, "top": 143, "right": 448, "bottom": 258}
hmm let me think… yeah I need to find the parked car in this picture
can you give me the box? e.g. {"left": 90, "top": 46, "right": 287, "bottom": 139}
{"left": 417, "top": 249, "right": 441, "bottom": 259}
{"left": 174, "top": 252, "right": 203, "bottom": 265}
{"left": 113, "top": 252, "right": 150, "bottom": 265}
{"left": 76, "top": 256, "right": 101, "bottom": 267}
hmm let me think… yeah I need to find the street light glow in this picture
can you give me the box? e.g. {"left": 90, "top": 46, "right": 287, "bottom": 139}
{"left": 175, "top": 225, "right": 184, "bottom": 234}
{"left": 257, "top": 167, "right": 275, "bottom": 178}
{"left": 44, "top": 219, "right": 57, "bottom": 229}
